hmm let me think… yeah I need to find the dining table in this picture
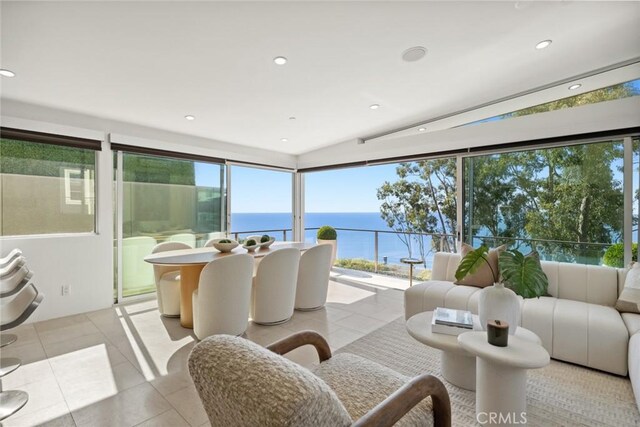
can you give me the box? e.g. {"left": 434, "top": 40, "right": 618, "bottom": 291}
{"left": 144, "top": 241, "right": 316, "bottom": 328}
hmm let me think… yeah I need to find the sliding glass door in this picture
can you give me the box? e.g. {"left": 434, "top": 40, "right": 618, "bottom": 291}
{"left": 116, "top": 152, "right": 226, "bottom": 299}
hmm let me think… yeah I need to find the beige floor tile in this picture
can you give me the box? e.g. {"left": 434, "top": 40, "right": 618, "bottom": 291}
{"left": 38, "top": 321, "right": 102, "bottom": 348}
{"left": 134, "top": 409, "right": 190, "bottom": 427}
{"left": 244, "top": 324, "right": 294, "bottom": 347}
{"left": 149, "top": 369, "right": 194, "bottom": 397}
{"left": 8, "top": 376, "right": 66, "bottom": 416}
{"left": 43, "top": 331, "right": 127, "bottom": 363}
{"left": 71, "top": 382, "right": 171, "bottom": 427}
{"left": 326, "top": 281, "right": 376, "bottom": 305}
{"left": 1, "top": 340, "right": 48, "bottom": 364}
{"left": 164, "top": 385, "right": 209, "bottom": 427}
{"left": 2, "top": 401, "right": 75, "bottom": 427}
{"left": 3, "top": 324, "right": 40, "bottom": 349}
{"left": 282, "top": 344, "right": 322, "bottom": 369}
{"left": 1, "top": 358, "right": 56, "bottom": 389}
{"left": 58, "top": 360, "right": 147, "bottom": 411}
{"left": 333, "top": 313, "right": 387, "bottom": 334}
{"left": 326, "top": 327, "right": 366, "bottom": 350}
{"left": 34, "top": 313, "right": 91, "bottom": 333}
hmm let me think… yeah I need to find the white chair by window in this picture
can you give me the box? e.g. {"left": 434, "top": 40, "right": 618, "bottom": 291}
{"left": 151, "top": 241, "right": 192, "bottom": 317}
{"left": 168, "top": 233, "right": 196, "bottom": 248}
{"left": 295, "top": 244, "right": 333, "bottom": 311}
{"left": 251, "top": 248, "right": 300, "bottom": 325}
{"left": 193, "top": 254, "right": 254, "bottom": 340}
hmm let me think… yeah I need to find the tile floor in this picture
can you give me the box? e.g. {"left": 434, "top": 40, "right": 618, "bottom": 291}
{"left": 1, "top": 280, "right": 405, "bottom": 427}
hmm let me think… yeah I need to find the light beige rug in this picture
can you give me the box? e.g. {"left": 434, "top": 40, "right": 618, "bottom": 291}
{"left": 338, "top": 317, "right": 640, "bottom": 427}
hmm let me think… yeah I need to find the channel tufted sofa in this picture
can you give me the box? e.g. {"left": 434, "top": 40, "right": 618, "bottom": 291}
{"left": 404, "top": 251, "right": 640, "bottom": 410}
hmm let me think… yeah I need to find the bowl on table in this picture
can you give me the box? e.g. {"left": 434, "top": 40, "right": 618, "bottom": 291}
{"left": 242, "top": 239, "right": 260, "bottom": 253}
{"left": 212, "top": 239, "right": 239, "bottom": 253}
{"left": 259, "top": 236, "right": 276, "bottom": 249}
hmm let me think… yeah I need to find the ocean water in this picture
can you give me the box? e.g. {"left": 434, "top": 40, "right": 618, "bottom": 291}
{"left": 231, "top": 212, "right": 438, "bottom": 268}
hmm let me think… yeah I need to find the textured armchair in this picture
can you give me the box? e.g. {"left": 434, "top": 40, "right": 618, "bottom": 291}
{"left": 188, "top": 331, "right": 451, "bottom": 427}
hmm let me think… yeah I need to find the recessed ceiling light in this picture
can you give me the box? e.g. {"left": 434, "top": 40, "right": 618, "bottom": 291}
{"left": 402, "top": 46, "right": 427, "bottom": 62}
{"left": 273, "top": 56, "right": 288, "bottom": 65}
{"left": 369, "top": 104, "right": 380, "bottom": 110}
{"left": 568, "top": 83, "right": 582, "bottom": 90}
{"left": 0, "top": 69, "right": 16, "bottom": 77}
{"left": 535, "top": 40, "right": 552, "bottom": 50}
{"left": 418, "top": 127, "right": 426, "bottom": 132}
{"left": 289, "top": 116, "right": 296, "bottom": 120}
{"left": 281, "top": 138, "right": 288, "bottom": 142}
{"left": 184, "top": 115, "right": 195, "bottom": 121}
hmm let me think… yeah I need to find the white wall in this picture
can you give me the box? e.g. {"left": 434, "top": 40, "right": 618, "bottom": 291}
{"left": 297, "top": 96, "right": 640, "bottom": 169}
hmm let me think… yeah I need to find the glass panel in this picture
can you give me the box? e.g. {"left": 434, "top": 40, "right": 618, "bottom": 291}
{"left": 304, "top": 159, "right": 457, "bottom": 281}
{"left": 466, "top": 78, "right": 640, "bottom": 127}
{"left": 0, "top": 138, "right": 96, "bottom": 236}
{"left": 120, "top": 153, "right": 226, "bottom": 297}
{"left": 463, "top": 140, "right": 624, "bottom": 265}
{"left": 230, "top": 166, "right": 293, "bottom": 241}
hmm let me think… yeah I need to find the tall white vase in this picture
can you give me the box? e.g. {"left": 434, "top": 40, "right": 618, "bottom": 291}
{"left": 478, "top": 282, "right": 520, "bottom": 335}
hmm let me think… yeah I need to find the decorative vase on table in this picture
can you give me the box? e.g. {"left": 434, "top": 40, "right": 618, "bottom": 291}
{"left": 478, "top": 282, "right": 520, "bottom": 335}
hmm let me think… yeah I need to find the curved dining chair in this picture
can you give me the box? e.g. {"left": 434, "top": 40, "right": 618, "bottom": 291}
{"left": 0, "top": 265, "right": 33, "bottom": 298}
{"left": 251, "top": 248, "right": 300, "bottom": 325}
{"left": 294, "top": 244, "right": 333, "bottom": 311}
{"left": 151, "top": 241, "right": 191, "bottom": 317}
{"left": 168, "top": 233, "right": 196, "bottom": 248}
{"left": 0, "top": 249, "right": 22, "bottom": 269}
{"left": 1, "top": 283, "right": 44, "bottom": 332}
{"left": 192, "top": 254, "right": 254, "bottom": 339}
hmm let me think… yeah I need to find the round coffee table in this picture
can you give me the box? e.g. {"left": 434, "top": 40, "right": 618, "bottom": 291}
{"left": 406, "top": 311, "right": 541, "bottom": 391}
{"left": 458, "top": 331, "right": 550, "bottom": 425}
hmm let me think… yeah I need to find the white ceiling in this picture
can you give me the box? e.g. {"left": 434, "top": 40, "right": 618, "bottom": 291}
{"left": 1, "top": 1, "right": 639, "bottom": 156}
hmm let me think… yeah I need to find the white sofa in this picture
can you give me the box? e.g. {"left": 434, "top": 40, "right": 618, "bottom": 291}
{"left": 405, "top": 252, "right": 640, "bottom": 410}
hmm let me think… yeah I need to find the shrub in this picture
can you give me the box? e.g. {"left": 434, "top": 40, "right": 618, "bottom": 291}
{"left": 603, "top": 243, "right": 637, "bottom": 267}
{"left": 261, "top": 235, "right": 270, "bottom": 243}
{"left": 317, "top": 226, "right": 337, "bottom": 240}
{"left": 245, "top": 239, "right": 257, "bottom": 246}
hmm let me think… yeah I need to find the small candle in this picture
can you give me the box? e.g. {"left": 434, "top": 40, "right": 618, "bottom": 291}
{"left": 487, "top": 319, "right": 509, "bottom": 347}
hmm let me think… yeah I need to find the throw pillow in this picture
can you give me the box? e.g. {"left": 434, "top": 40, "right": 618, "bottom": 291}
{"left": 454, "top": 243, "right": 506, "bottom": 288}
{"left": 616, "top": 262, "right": 640, "bottom": 314}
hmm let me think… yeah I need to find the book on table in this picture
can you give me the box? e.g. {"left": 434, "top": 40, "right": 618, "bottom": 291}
{"left": 431, "top": 307, "right": 474, "bottom": 336}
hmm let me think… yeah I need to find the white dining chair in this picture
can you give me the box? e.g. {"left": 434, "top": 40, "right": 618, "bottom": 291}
{"left": 0, "top": 249, "right": 22, "bottom": 269}
{"left": 1, "top": 283, "right": 43, "bottom": 332}
{"left": 294, "top": 244, "right": 333, "bottom": 311}
{"left": 151, "top": 241, "right": 192, "bottom": 317}
{"left": 251, "top": 248, "right": 300, "bottom": 325}
{"left": 192, "top": 254, "right": 254, "bottom": 340}
{"left": 168, "top": 233, "right": 196, "bottom": 248}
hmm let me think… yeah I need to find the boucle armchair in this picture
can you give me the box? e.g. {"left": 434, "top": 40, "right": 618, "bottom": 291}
{"left": 188, "top": 331, "right": 451, "bottom": 427}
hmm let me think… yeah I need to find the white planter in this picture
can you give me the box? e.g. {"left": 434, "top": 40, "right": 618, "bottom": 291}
{"left": 478, "top": 282, "right": 520, "bottom": 335}
{"left": 317, "top": 239, "right": 337, "bottom": 266}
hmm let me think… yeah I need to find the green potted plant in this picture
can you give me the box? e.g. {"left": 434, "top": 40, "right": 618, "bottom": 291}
{"left": 455, "top": 246, "right": 548, "bottom": 335}
{"left": 317, "top": 226, "right": 337, "bottom": 266}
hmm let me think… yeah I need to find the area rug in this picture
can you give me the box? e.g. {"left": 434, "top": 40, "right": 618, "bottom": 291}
{"left": 337, "top": 317, "right": 640, "bottom": 427}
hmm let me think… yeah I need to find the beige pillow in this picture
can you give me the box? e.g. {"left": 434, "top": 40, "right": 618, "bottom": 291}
{"left": 616, "top": 262, "right": 640, "bottom": 314}
{"left": 454, "top": 243, "right": 506, "bottom": 288}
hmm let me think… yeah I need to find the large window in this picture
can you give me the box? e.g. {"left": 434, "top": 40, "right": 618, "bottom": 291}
{"left": 118, "top": 152, "right": 226, "bottom": 297}
{"left": 463, "top": 140, "right": 624, "bottom": 265}
{"left": 230, "top": 165, "right": 293, "bottom": 241}
{"left": 1, "top": 136, "right": 96, "bottom": 236}
{"left": 304, "top": 158, "right": 457, "bottom": 278}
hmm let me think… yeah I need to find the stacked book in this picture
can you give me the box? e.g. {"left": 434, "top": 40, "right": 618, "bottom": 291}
{"left": 431, "top": 307, "right": 474, "bottom": 336}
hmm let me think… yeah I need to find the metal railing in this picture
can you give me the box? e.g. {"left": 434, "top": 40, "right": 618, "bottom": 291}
{"left": 230, "top": 226, "right": 617, "bottom": 272}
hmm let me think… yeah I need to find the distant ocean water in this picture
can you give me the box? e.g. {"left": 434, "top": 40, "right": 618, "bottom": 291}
{"left": 231, "top": 212, "right": 437, "bottom": 268}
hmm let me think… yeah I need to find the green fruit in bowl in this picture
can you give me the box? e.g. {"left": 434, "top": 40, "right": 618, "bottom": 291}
{"left": 245, "top": 239, "right": 257, "bottom": 246}
{"left": 260, "top": 235, "right": 270, "bottom": 243}
{"left": 219, "top": 239, "right": 232, "bottom": 244}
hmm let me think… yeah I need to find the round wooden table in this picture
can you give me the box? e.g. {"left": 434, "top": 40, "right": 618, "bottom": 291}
{"left": 144, "top": 242, "right": 316, "bottom": 328}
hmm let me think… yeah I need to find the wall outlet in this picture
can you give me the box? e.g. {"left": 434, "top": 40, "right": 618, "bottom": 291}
{"left": 61, "top": 285, "right": 70, "bottom": 296}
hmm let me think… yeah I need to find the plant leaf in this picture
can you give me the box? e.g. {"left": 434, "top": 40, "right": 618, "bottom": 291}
{"left": 499, "top": 250, "right": 549, "bottom": 298}
{"left": 455, "top": 246, "right": 490, "bottom": 281}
